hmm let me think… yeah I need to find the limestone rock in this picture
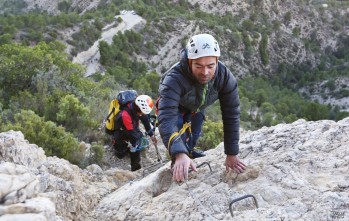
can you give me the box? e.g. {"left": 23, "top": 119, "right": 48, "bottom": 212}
{"left": 0, "top": 131, "right": 118, "bottom": 221}
{"left": 0, "top": 131, "right": 46, "bottom": 168}
{"left": 1, "top": 117, "right": 349, "bottom": 220}
{"left": 86, "top": 117, "right": 349, "bottom": 220}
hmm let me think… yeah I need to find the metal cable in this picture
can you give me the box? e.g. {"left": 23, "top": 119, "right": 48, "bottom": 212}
{"left": 184, "top": 179, "right": 218, "bottom": 221}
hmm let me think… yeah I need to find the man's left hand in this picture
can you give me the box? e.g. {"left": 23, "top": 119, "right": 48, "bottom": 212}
{"left": 225, "top": 155, "right": 246, "bottom": 173}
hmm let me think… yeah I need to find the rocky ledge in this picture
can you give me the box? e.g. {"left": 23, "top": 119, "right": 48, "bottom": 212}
{"left": 1, "top": 117, "right": 349, "bottom": 220}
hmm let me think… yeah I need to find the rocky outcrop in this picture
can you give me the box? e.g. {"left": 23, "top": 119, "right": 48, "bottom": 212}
{"left": 0, "top": 131, "right": 120, "bottom": 221}
{"left": 23, "top": 0, "right": 102, "bottom": 15}
{"left": 85, "top": 117, "right": 349, "bottom": 220}
{"left": 1, "top": 117, "right": 349, "bottom": 220}
{"left": 0, "top": 162, "right": 59, "bottom": 221}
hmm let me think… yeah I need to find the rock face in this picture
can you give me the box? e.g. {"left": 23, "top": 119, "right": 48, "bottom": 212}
{"left": 23, "top": 0, "right": 102, "bottom": 15}
{"left": 85, "top": 117, "right": 349, "bottom": 221}
{"left": 1, "top": 117, "right": 349, "bottom": 220}
{"left": 0, "top": 131, "right": 118, "bottom": 221}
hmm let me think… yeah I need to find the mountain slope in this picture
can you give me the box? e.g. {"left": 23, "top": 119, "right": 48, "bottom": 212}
{"left": 16, "top": 0, "right": 348, "bottom": 76}
{"left": 1, "top": 117, "right": 348, "bottom": 220}
{"left": 1, "top": 0, "right": 348, "bottom": 111}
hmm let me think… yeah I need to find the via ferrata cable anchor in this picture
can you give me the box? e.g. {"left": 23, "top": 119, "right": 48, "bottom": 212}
{"left": 229, "top": 194, "right": 258, "bottom": 217}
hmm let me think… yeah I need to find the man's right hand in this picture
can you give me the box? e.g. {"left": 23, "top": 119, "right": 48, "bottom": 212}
{"left": 172, "top": 153, "right": 197, "bottom": 182}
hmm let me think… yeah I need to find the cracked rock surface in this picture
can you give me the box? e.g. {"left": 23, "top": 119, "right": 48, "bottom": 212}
{"left": 1, "top": 117, "right": 348, "bottom": 220}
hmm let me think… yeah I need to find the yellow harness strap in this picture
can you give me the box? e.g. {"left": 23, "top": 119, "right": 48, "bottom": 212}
{"left": 168, "top": 122, "right": 191, "bottom": 150}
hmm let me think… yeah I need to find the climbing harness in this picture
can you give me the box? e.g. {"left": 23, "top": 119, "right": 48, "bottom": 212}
{"left": 229, "top": 194, "right": 258, "bottom": 217}
{"left": 168, "top": 121, "right": 192, "bottom": 151}
{"left": 168, "top": 121, "right": 204, "bottom": 159}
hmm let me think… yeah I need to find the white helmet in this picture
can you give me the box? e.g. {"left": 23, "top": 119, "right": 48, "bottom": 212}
{"left": 186, "top": 33, "right": 220, "bottom": 59}
{"left": 135, "top": 95, "right": 154, "bottom": 114}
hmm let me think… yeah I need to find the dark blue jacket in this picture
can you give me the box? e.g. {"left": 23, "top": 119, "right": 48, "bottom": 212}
{"left": 158, "top": 50, "right": 241, "bottom": 157}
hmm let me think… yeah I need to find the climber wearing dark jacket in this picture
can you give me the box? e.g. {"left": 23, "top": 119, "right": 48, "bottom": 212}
{"left": 157, "top": 33, "right": 246, "bottom": 181}
{"left": 114, "top": 95, "right": 157, "bottom": 171}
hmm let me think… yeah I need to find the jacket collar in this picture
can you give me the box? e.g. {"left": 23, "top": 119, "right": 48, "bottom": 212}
{"left": 179, "top": 49, "right": 196, "bottom": 82}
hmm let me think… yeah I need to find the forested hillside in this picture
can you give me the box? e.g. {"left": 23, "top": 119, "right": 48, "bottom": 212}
{"left": 0, "top": 0, "right": 348, "bottom": 167}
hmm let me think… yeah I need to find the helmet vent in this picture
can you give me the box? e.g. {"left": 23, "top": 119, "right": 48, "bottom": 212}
{"left": 186, "top": 34, "right": 220, "bottom": 59}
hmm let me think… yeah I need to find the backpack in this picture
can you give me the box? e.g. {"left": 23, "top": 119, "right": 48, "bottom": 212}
{"left": 105, "top": 90, "right": 138, "bottom": 135}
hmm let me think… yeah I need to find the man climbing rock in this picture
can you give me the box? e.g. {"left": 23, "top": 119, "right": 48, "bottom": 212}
{"left": 157, "top": 33, "right": 246, "bottom": 181}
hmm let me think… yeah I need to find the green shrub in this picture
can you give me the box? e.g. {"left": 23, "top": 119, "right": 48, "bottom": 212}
{"left": 56, "top": 94, "right": 92, "bottom": 135}
{"left": 292, "top": 27, "right": 301, "bottom": 36}
{"left": 324, "top": 79, "right": 336, "bottom": 91}
{"left": 259, "top": 33, "right": 269, "bottom": 65}
{"left": 83, "top": 144, "right": 105, "bottom": 167}
{"left": 2, "top": 110, "right": 83, "bottom": 166}
{"left": 196, "top": 119, "right": 224, "bottom": 151}
{"left": 284, "top": 11, "right": 292, "bottom": 25}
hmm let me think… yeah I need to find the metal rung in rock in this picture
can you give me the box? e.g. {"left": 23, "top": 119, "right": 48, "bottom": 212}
{"left": 189, "top": 161, "right": 213, "bottom": 173}
{"left": 229, "top": 194, "right": 258, "bottom": 217}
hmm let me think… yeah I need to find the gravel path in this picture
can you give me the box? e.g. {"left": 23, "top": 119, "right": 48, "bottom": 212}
{"left": 73, "top": 11, "right": 145, "bottom": 76}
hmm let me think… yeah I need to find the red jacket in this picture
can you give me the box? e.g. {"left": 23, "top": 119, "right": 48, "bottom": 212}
{"left": 115, "top": 102, "right": 153, "bottom": 146}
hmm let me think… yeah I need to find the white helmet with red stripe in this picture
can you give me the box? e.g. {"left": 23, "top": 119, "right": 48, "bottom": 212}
{"left": 135, "top": 95, "right": 154, "bottom": 114}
